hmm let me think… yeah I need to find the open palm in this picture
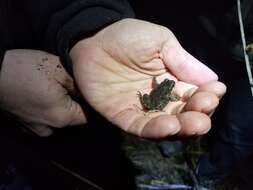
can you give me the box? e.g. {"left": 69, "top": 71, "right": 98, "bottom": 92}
{"left": 70, "top": 19, "right": 226, "bottom": 138}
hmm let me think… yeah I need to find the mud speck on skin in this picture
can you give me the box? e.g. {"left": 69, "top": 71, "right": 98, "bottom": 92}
{"left": 56, "top": 64, "right": 62, "bottom": 69}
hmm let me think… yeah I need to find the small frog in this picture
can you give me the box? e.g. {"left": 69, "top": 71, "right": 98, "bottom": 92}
{"left": 139, "top": 78, "right": 180, "bottom": 111}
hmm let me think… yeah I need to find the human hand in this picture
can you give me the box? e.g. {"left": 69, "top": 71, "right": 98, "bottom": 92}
{"left": 0, "top": 50, "right": 86, "bottom": 136}
{"left": 70, "top": 19, "right": 226, "bottom": 138}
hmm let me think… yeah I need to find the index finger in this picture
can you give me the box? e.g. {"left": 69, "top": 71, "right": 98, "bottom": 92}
{"left": 111, "top": 109, "right": 211, "bottom": 138}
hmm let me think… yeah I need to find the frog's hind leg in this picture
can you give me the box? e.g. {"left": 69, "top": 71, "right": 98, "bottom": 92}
{"left": 169, "top": 94, "right": 181, "bottom": 102}
{"left": 134, "top": 91, "right": 148, "bottom": 112}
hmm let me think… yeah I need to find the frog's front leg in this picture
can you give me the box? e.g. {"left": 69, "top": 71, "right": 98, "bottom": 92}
{"left": 139, "top": 93, "right": 152, "bottom": 110}
{"left": 168, "top": 94, "right": 181, "bottom": 102}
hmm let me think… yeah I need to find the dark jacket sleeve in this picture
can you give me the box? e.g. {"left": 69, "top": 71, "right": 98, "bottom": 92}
{"left": 44, "top": 0, "right": 135, "bottom": 73}
{"left": 44, "top": 0, "right": 134, "bottom": 53}
{"left": 0, "top": 0, "right": 134, "bottom": 72}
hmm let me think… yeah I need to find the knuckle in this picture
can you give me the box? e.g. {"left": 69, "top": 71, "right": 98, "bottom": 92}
{"left": 49, "top": 112, "right": 70, "bottom": 128}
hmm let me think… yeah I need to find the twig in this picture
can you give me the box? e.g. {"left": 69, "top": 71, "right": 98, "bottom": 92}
{"left": 237, "top": 0, "right": 253, "bottom": 96}
{"left": 51, "top": 161, "right": 105, "bottom": 190}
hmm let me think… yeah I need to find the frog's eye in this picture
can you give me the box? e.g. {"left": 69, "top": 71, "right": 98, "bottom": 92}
{"left": 142, "top": 94, "right": 150, "bottom": 101}
{"left": 141, "top": 94, "right": 151, "bottom": 107}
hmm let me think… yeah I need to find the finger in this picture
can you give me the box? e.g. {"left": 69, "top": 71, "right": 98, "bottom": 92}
{"left": 27, "top": 124, "right": 54, "bottom": 137}
{"left": 112, "top": 109, "right": 180, "bottom": 138}
{"left": 142, "top": 111, "right": 211, "bottom": 138}
{"left": 67, "top": 99, "right": 87, "bottom": 126}
{"left": 196, "top": 81, "right": 227, "bottom": 98}
{"left": 112, "top": 109, "right": 211, "bottom": 138}
{"left": 61, "top": 73, "right": 81, "bottom": 98}
{"left": 176, "top": 111, "right": 211, "bottom": 136}
{"left": 48, "top": 56, "right": 77, "bottom": 94}
{"left": 161, "top": 39, "right": 218, "bottom": 85}
{"left": 182, "top": 81, "right": 226, "bottom": 115}
{"left": 184, "top": 91, "right": 219, "bottom": 114}
{"left": 52, "top": 97, "right": 87, "bottom": 127}
{"left": 36, "top": 53, "right": 77, "bottom": 94}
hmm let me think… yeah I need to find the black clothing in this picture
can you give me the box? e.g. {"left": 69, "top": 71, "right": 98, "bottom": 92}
{"left": 0, "top": 0, "right": 134, "bottom": 71}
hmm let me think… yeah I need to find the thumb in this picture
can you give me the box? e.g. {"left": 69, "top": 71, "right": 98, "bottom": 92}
{"left": 53, "top": 63, "right": 87, "bottom": 126}
{"left": 64, "top": 97, "right": 87, "bottom": 126}
{"left": 161, "top": 39, "right": 218, "bottom": 85}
